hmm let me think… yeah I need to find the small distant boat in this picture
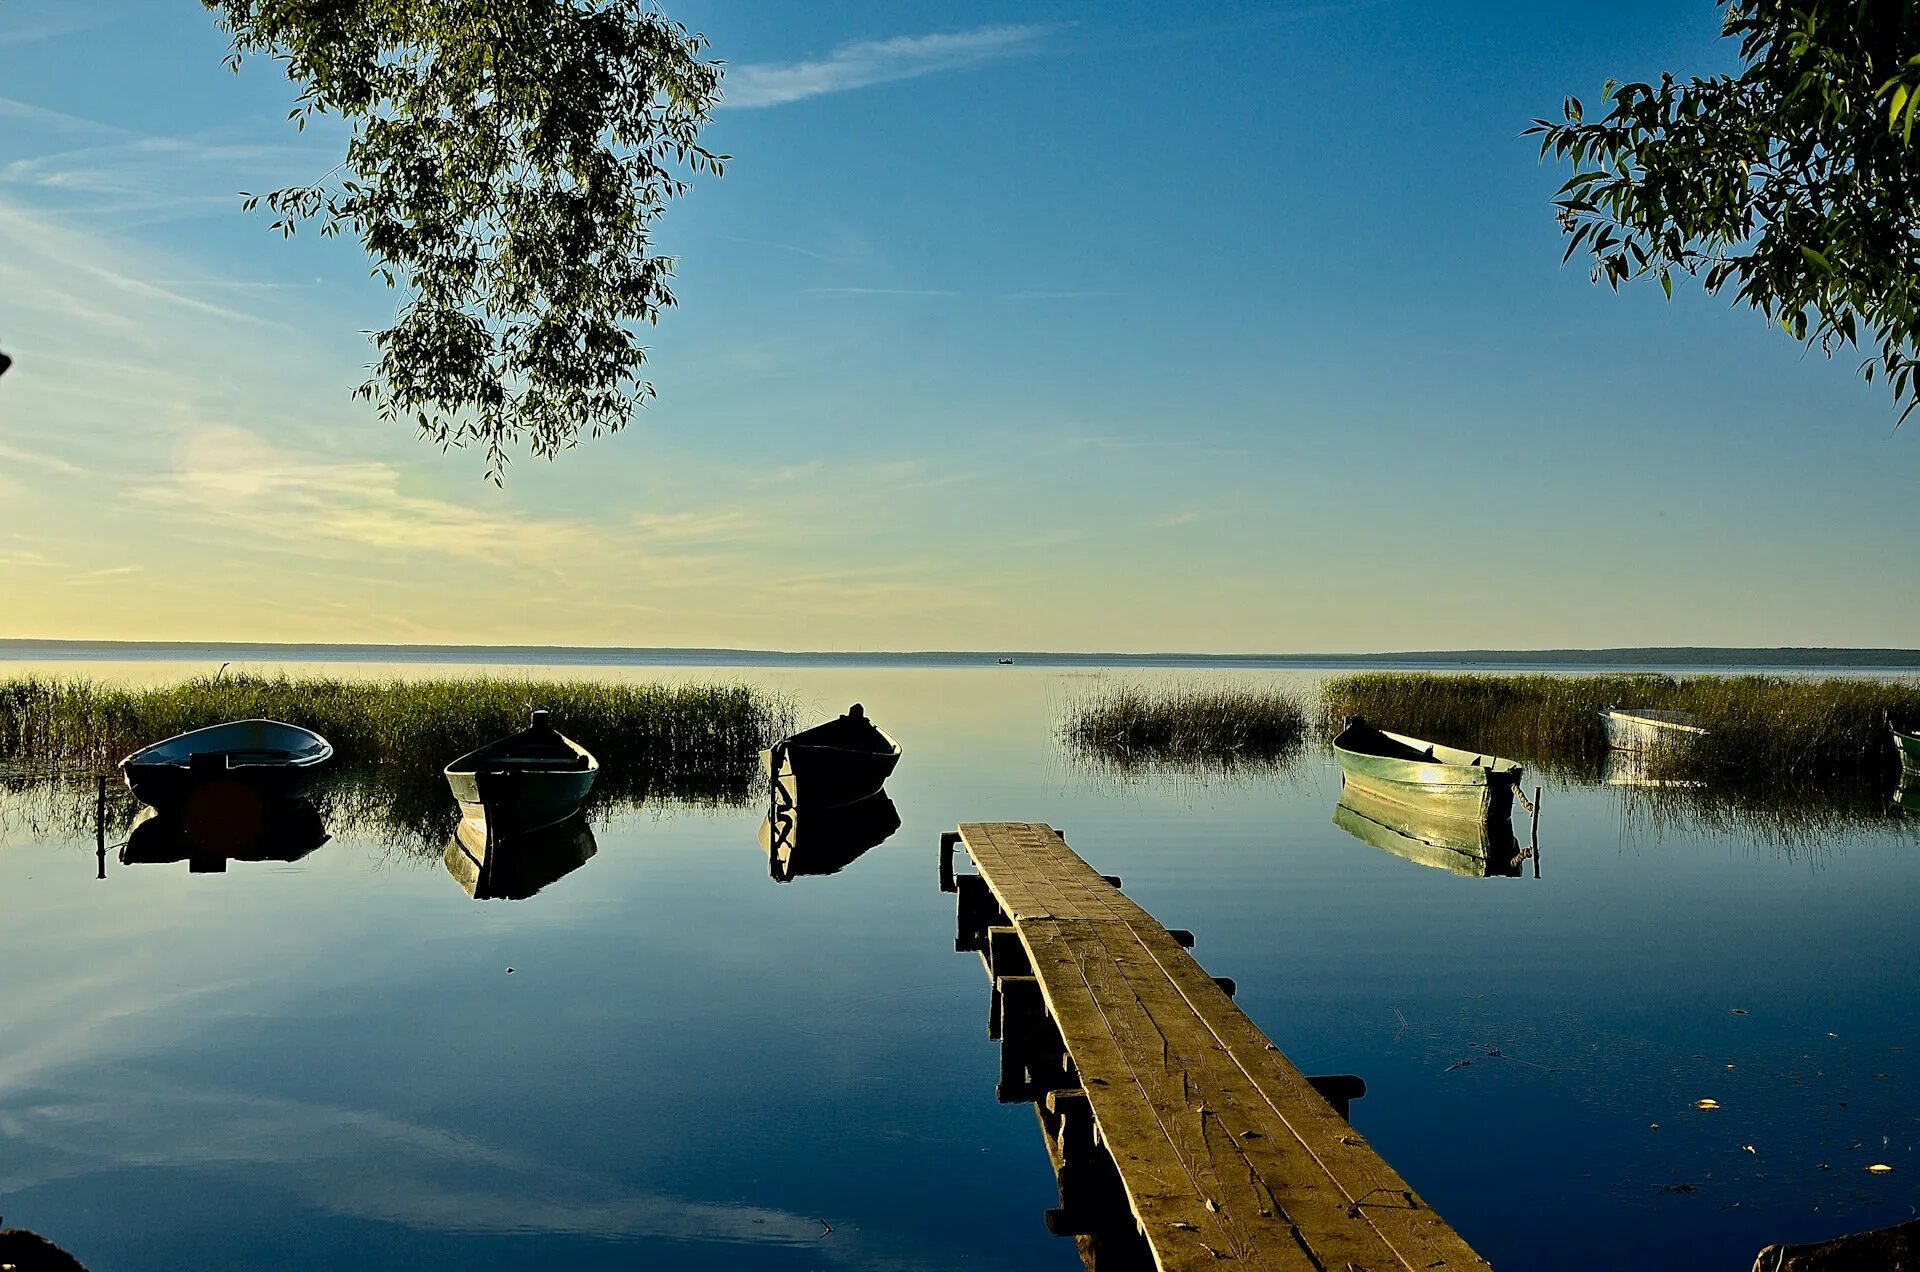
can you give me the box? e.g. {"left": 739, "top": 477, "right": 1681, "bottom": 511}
{"left": 1892, "top": 721, "right": 1920, "bottom": 776}
{"left": 762, "top": 704, "right": 901, "bottom": 810}
{"left": 1332, "top": 784, "right": 1523, "bottom": 877}
{"left": 120, "top": 719, "right": 332, "bottom": 810}
{"left": 444, "top": 709, "right": 598, "bottom": 837}
{"left": 998, "top": 657, "right": 1015, "bottom": 665}
{"left": 1332, "top": 716, "right": 1522, "bottom": 825}
{"left": 121, "top": 799, "right": 329, "bottom": 873}
{"left": 1601, "top": 707, "right": 1707, "bottom": 753}
{"left": 443, "top": 814, "right": 598, "bottom": 900}
{"left": 761, "top": 790, "right": 901, "bottom": 882}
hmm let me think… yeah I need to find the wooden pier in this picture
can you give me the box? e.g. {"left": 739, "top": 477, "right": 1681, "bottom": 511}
{"left": 941, "top": 822, "right": 1488, "bottom": 1271}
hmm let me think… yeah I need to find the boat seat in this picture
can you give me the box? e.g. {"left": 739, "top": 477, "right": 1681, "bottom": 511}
{"left": 478, "top": 755, "right": 588, "bottom": 770}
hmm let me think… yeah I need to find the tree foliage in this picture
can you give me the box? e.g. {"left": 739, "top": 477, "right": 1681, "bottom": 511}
{"left": 1530, "top": 1, "right": 1920, "bottom": 423}
{"left": 206, "top": 0, "right": 725, "bottom": 479}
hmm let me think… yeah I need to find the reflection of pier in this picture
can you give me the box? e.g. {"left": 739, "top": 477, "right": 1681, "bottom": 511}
{"left": 941, "top": 822, "right": 1485, "bottom": 1270}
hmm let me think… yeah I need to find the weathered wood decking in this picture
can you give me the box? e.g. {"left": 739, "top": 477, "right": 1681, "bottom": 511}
{"left": 942, "top": 821, "right": 1488, "bottom": 1272}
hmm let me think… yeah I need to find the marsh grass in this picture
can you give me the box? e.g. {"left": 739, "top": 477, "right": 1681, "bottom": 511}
{"left": 1060, "top": 681, "right": 1310, "bottom": 771}
{"left": 1320, "top": 672, "right": 1920, "bottom": 783}
{"left": 0, "top": 674, "right": 796, "bottom": 848}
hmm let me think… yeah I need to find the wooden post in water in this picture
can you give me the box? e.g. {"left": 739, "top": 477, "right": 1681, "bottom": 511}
{"left": 1531, "top": 786, "right": 1542, "bottom": 879}
{"left": 95, "top": 774, "right": 107, "bottom": 880}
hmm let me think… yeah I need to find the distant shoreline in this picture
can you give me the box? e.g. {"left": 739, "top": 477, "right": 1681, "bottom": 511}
{"left": 3, "top": 639, "right": 1919, "bottom": 669}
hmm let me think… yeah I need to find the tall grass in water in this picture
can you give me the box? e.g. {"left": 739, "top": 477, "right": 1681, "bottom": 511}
{"left": 1061, "top": 681, "right": 1309, "bottom": 773}
{"left": 1320, "top": 672, "right": 1920, "bottom": 783}
{"left": 0, "top": 673, "right": 796, "bottom": 813}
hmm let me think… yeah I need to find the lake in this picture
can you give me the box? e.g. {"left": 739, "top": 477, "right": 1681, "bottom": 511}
{"left": 2, "top": 657, "right": 1917, "bottom": 1270}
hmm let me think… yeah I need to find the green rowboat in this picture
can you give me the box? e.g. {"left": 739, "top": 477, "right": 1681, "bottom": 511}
{"left": 1894, "top": 723, "right": 1920, "bottom": 777}
{"left": 1332, "top": 716, "right": 1523, "bottom": 826}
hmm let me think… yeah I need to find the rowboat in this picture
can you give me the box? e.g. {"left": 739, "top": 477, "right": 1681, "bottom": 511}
{"left": 444, "top": 709, "right": 598, "bottom": 837}
{"left": 1892, "top": 722, "right": 1920, "bottom": 776}
{"left": 443, "top": 813, "right": 598, "bottom": 900}
{"left": 760, "top": 790, "right": 901, "bottom": 882}
{"left": 120, "top": 719, "right": 332, "bottom": 810}
{"left": 1332, "top": 784, "right": 1523, "bottom": 877}
{"left": 1331, "top": 716, "right": 1522, "bottom": 825}
{"left": 1601, "top": 707, "right": 1707, "bottom": 753}
{"left": 121, "top": 799, "right": 328, "bottom": 873}
{"left": 761, "top": 704, "right": 901, "bottom": 811}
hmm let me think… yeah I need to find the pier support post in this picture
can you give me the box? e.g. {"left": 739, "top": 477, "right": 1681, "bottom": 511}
{"left": 938, "top": 831, "right": 960, "bottom": 893}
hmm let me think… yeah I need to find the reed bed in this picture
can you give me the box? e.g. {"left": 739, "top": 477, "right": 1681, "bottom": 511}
{"left": 0, "top": 673, "right": 795, "bottom": 803}
{"left": 1060, "top": 681, "right": 1310, "bottom": 769}
{"left": 1319, "top": 672, "right": 1920, "bottom": 783}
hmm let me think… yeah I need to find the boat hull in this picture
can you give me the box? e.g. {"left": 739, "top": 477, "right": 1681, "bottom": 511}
{"left": 446, "top": 768, "right": 597, "bottom": 837}
{"left": 120, "top": 719, "right": 332, "bottom": 811}
{"left": 1332, "top": 719, "right": 1520, "bottom": 826}
{"left": 1601, "top": 709, "right": 1707, "bottom": 754}
{"left": 1894, "top": 726, "right": 1920, "bottom": 777}
{"left": 761, "top": 741, "right": 900, "bottom": 811}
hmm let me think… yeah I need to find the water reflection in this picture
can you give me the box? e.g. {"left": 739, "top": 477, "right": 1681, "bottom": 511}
{"left": 1893, "top": 775, "right": 1919, "bottom": 814}
{"left": 442, "top": 813, "right": 598, "bottom": 900}
{"left": 1600, "top": 749, "right": 1704, "bottom": 790}
{"left": 121, "top": 798, "right": 328, "bottom": 873}
{"left": 759, "top": 788, "right": 900, "bottom": 882}
{"left": 1331, "top": 784, "right": 1526, "bottom": 878}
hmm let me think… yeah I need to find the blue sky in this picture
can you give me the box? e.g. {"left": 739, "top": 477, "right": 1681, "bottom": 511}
{"left": 0, "top": 1, "right": 1914, "bottom": 650}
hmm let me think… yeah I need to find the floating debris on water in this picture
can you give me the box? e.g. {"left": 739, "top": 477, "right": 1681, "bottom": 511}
{"left": 1868, "top": 1163, "right": 1895, "bottom": 1174}
{"left": 1695, "top": 1098, "right": 1721, "bottom": 1110}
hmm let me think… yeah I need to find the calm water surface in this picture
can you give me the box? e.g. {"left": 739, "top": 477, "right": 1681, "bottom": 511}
{"left": 2, "top": 660, "right": 1917, "bottom": 1270}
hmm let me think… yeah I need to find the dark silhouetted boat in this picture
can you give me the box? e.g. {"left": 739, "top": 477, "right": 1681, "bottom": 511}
{"left": 1601, "top": 707, "right": 1707, "bottom": 753}
{"left": 444, "top": 709, "right": 598, "bottom": 836}
{"left": 120, "top": 719, "right": 332, "bottom": 810}
{"left": 443, "top": 813, "right": 598, "bottom": 900}
{"left": 1332, "top": 784, "right": 1522, "bottom": 877}
{"left": 762, "top": 704, "right": 901, "bottom": 810}
{"left": 760, "top": 789, "right": 900, "bottom": 882}
{"left": 1332, "top": 716, "right": 1522, "bottom": 826}
{"left": 121, "top": 798, "right": 328, "bottom": 873}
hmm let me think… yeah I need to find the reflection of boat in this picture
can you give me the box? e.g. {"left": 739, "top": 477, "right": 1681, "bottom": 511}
{"left": 1601, "top": 707, "right": 1706, "bottom": 753}
{"left": 1602, "top": 748, "right": 1706, "bottom": 790}
{"left": 1332, "top": 784, "right": 1523, "bottom": 877}
{"left": 443, "top": 814, "right": 598, "bottom": 900}
{"left": 760, "top": 789, "right": 900, "bottom": 882}
{"left": 1331, "top": 716, "right": 1521, "bottom": 825}
{"left": 1897, "top": 775, "right": 1920, "bottom": 814}
{"left": 121, "top": 798, "right": 329, "bottom": 873}
{"left": 1893, "top": 722, "right": 1920, "bottom": 776}
{"left": 761, "top": 704, "right": 901, "bottom": 810}
{"left": 120, "top": 719, "right": 332, "bottom": 810}
{"left": 444, "top": 709, "right": 598, "bottom": 836}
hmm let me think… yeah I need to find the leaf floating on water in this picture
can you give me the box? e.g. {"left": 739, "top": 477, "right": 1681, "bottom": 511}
{"left": 1730, "top": 1008, "right": 1749, "bottom": 1016}
{"left": 1743, "top": 1145, "right": 1757, "bottom": 1155}
{"left": 1650, "top": 1123, "right": 1661, "bottom": 1130}
{"left": 1695, "top": 1099, "right": 1721, "bottom": 1110}
{"left": 1869, "top": 1163, "right": 1895, "bottom": 1174}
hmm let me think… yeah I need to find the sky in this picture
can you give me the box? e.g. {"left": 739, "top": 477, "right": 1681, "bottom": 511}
{"left": 0, "top": 0, "right": 1915, "bottom": 652}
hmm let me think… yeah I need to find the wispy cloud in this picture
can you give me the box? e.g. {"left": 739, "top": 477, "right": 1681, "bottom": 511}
{"left": 805, "top": 286, "right": 957, "bottom": 297}
{"left": 0, "top": 5, "right": 107, "bottom": 48}
{"left": 723, "top": 25, "right": 1053, "bottom": 108}
{"left": 1149, "top": 510, "right": 1206, "bottom": 528}
{"left": 0, "top": 439, "right": 87, "bottom": 476}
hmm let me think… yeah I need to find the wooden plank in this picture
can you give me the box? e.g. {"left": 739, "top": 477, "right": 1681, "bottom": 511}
{"left": 953, "top": 822, "right": 1488, "bottom": 1272}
